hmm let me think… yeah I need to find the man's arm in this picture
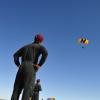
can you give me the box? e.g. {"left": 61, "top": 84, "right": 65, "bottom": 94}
{"left": 39, "top": 84, "right": 42, "bottom": 91}
{"left": 38, "top": 46, "right": 48, "bottom": 67}
{"left": 13, "top": 47, "right": 24, "bottom": 66}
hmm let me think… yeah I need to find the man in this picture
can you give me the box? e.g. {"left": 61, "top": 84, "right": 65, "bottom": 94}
{"left": 11, "top": 34, "right": 48, "bottom": 100}
{"left": 31, "top": 79, "right": 42, "bottom": 100}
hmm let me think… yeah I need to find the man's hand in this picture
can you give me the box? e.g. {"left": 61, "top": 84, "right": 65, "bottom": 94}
{"left": 34, "top": 64, "right": 40, "bottom": 70}
{"left": 18, "top": 65, "right": 22, "bottom": 68}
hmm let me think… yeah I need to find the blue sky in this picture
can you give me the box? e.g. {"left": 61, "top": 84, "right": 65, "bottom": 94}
{"left": 0, "top": 0, "right": 100, "bottom": 100}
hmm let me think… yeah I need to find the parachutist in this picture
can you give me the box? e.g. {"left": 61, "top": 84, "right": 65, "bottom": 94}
{"left": 82, "top": 46, "right": 84, "bottom": 48}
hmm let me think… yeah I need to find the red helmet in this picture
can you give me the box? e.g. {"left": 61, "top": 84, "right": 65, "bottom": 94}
{"left": 34, "top": 34, "right": 44, "bottom": 43}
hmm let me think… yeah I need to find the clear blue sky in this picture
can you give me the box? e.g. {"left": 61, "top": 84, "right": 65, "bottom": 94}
{"left": 0, "top": 0, "right": 100, "bottom": 100}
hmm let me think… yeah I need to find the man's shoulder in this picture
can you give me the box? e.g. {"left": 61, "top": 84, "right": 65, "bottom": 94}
{"left": 25, "top": 43, "right": 47, "bottom": 51}
{"left": 23, "top": 43, "right": 33, "bottom": 48}
{"left": 33, "top": 43, "right": 44, "bottom": 48}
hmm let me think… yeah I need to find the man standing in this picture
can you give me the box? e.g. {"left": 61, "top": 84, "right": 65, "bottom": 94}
{"left": 11, "top": 34, "right": 48, "bottom": 100}
{"left": 31, "top": 79, "right": 42, "bottom": 100}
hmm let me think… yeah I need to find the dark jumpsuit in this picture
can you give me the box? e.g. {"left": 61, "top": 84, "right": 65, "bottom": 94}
{"left": 32, "top": 83, "right": 42, "bottom": 100}
{"left": 11, "top": 43, "right": 48, "bottom": 100}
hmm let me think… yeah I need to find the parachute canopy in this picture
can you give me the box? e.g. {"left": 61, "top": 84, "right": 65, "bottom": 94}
{"left": 78, "top": 38, "right": 89, "bottom": 45}
{"left": 78, "top": 37, "right": 89, "bottom": 48}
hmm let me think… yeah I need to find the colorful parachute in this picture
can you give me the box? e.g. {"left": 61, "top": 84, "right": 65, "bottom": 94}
{"left": 78, "top": 37, "right": 89, "bottom": 48}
